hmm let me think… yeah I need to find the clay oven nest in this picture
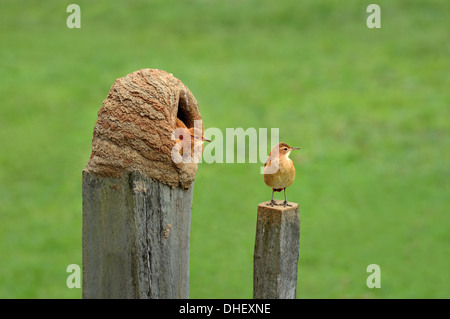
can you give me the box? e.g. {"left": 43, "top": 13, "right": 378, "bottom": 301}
{"left": 84, "top": 69, "right": 203, "bottom": 189}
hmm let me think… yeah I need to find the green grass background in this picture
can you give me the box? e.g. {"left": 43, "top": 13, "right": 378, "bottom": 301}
{"left": 0, "top": 0, "right": 449, "bottom": 298}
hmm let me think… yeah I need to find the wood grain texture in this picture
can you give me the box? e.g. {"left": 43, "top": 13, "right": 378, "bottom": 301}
{"left": 85, "top": 68, "right": 203, "bottom": 189}
{"left": 82, "top": 170, "right": 193, "bottom": 299}
{"left": 253, "top": 200, "right": 300, "bottom": 299}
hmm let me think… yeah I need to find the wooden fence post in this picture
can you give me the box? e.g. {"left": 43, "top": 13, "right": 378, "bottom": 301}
{"left": 82, "top": 171, "right": 193, "bottom": 298}
{"left": 253, "top": 200, "right": 300, "bottom": 299}
{"left": 82, "top": 69, "right": 203, "bottom": 298}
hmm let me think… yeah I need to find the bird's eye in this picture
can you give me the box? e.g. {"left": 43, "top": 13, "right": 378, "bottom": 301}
{"left": 284, "top": 147, "right": 288, "bottom": 151}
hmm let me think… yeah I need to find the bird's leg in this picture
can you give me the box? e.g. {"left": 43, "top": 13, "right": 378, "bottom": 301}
{"left": 283, "top": 188, "right": 292, "bottom": 207}
{"left": 268, "top": 189, "right": 276, "bottom": 206}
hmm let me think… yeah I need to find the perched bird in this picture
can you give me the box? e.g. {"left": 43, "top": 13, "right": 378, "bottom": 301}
{"left": 263, "top": 143, "right": 300, "bottom": 207}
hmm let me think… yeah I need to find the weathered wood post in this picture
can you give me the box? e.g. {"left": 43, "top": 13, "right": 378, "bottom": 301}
{"left": 82, "top": 69, "right": 203, "bottom": 298}
{"left": 253, "top": 200, "right": 300, "bottom": 299}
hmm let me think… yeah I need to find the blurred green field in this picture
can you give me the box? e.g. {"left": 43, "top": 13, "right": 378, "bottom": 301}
{"left": 0, "top": 0, "right": 449, "bottom": 298}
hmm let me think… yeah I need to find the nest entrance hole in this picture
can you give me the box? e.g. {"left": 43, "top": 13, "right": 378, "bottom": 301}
{"left": 176, "top": 93, "right": 195, "bottom": 129}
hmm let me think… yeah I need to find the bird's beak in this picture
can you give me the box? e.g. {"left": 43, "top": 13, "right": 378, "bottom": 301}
{"left": 202, "top": 137, "right": 211, "bottom": 143}
{"left": 291, "top": 147, "right": 301, "bottom": 150}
